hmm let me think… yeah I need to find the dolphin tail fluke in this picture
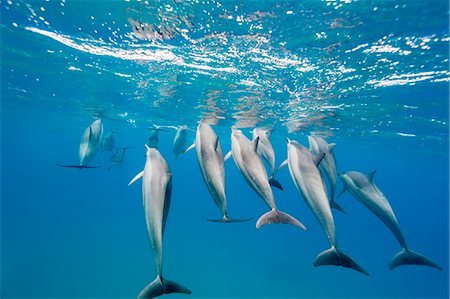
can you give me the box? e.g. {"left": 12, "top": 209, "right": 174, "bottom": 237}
{"left": 330, "top": 199, "right": 346, "bottom": 214}
{"left": 55, "top": 163, "right": 101, "bottom": 169}
{"left": 314, "top": 246, "right": 369, "bottom": 276}
{"left": 389, "top": 248, "right": 442, "bottom": 270}
{"left": 207, "top": 215, "right": 253, "bottom": 223}
{"left": 256, "top": 209, "right": 306, "bottom": 230}
{"left": 138, "top": 276, "right": 191, "bottom": 299}
{"left": 268, "top": 176, "right": 283, "bottom": 191}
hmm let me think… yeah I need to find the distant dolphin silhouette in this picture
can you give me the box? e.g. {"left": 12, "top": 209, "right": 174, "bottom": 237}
{"left": 57, "top": 119, "right": 103, "bottom": 169}
{"left": 226, "top": 129, "right": 306, "bottom": 230}
{"left": 308, "top": 135, "right": 343, "bottom": 213}
{"left": 339, "top": 170, "right": 442, "bottom": 270}
{"left": 146, "top": 125, "right": 170, "bottom": 149}
{"left": 185, "top": 123, "right": 251, "bottom": 222}
{"left": 168, "top": 125, "right": 194, "bottom": 159}
{"left": 252, "top": 128, "right": 283, "bottom": 190}
{"left": 279, "top": 139, "right": 368, "bottom": 275}
{"left": 129, "top": 145, "right": 191, "bottom": 299}
{"left": 102, "top": 131, "right": 117, "bottom": 152}
{"left": 107, "top": 146, "right": 132, "bottom": 171}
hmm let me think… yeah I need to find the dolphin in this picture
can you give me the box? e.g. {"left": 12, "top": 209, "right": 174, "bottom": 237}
{"left": 227, "top": 129, "right": 306, "bottom": 230}
{"left": 278, "top": 138, "right": 368, "bottom": 275}
{"left": 128, "top": 146, "right": 191, "bottom": 299}
{"left": 185, "top": 123, "right": 251, "bottom": 222}
{"left": 102, "top": 131, "right": 117, "bottom": 152}
{"left": 308, "top": 135, "right": 344, "bottom": 213}
{"left": 252, "top": 128, "right": 283, "bottom": 190}
{"left": 339, "top": 170, "right": 442, "bottom": 270}
{"left": 107, "top": 146, "right": 132, "bottom": 171}
{"left": 169, "top": 125, "right": 194, "bottom": 159}
{"left": 56, "top": 119, "right": 103, "bottom": 169}
{"left": 147, "top": 126, "right": 170, "bottom": 149}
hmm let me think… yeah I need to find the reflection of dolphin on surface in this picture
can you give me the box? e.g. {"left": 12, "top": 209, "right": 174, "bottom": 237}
{"left": 56, "top": 119, "right": 103, "bottom": 169}
{"left": 252, "top": 128, "right": 283, "bottom": 190}
{"left": 128, "top": 146, "right": 191, "bottom": 299}
{"left": 279, "top": 138, "right": 368, "bottom": 275}
{"left": 308, "top": 135, "right": 344, "bottom": 213}
{"left": 227, "top": 129, "right": 306, "bottom": 230}
{"left": 186, "top": 123, "right": 251, "bottom": 222}
{"left": 339, "top": 170, "right": 442, "bottom": 270}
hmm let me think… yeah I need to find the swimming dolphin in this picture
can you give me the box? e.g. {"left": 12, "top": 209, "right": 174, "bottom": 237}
{"left": 227, "top": 129, "right": 306, "bottom": 230}
{"left": 339, "top": 170, "right": 442, "bottom": 270}
{"left": 56, "top": 119, "right": 103, "bottom": 169}
{"left": 169, "top": 125, "right": 194, "bottom": 159}
{"left": 252, "top": 128, "right": 283, "bottom": 190}
{"left": 107, "top": 146, "right": 131, "bottom": 171}
{"left": 185, "top": 123, "right": 251, "bottom": 222}
{"left": 102, "top": 131, "right": 117, "bottom": 152}
{"left": 308, "top": 135, "right": 344, "bottom": 213}
{"left": 147, "top": 126, "right": 170, "bottom": 149}
{"left": 128, "top": 146, "right": 191, "bottom": 299}
{"left": 278, "top": 139, "right": 368, "bottom": 275}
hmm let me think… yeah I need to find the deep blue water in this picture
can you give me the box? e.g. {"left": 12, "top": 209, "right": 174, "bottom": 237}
{"left": 1, "top": 0, "right": 449, "bottom": 298}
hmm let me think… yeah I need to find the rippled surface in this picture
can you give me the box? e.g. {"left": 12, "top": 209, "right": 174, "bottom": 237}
{"left": 2, "top": 0, "right": 449, "bottom": 148}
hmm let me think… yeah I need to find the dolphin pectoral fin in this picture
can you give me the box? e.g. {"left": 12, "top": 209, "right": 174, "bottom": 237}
{"left": 328, "top": 143, "right": 336, "bottom": 151}
{"left": 55, "top": 163, "right": 101, "bottom": 169}
{"left": 224, "top": 151, "right": 232, "bottom": 161}
{"left": 313, "top": 152, "right": 326, "bottom": 166}
{"left": 138, "top": 276, "right": 191, "bottom": 299}
{"left": 314, "top": 246, "right": 369, "bottom": 276}
{"left": 256, "top": 209, "right": 306, "bottom": 230}
{"left": 268, "top": 176, "right": 283, "bottom": 191}
{"left": 330, "top": 199, "right": 346, "bottom": 214}
{"left": 207, "top": 215, "right": 253, "bottom": 223}
{"left": 389, "top": 248, "right": 442, "bottom": 270}
{"left": 214, "top": 136, "right": 220, "bottom": 152}
{"left": 128, "top": 170, "right": 144, "bottom": 186}
{"left": 252, "top": 136, "right": 260, "bottom": 152}
{"left": 275, "top": 159, "right": 288, "bottom": 174}
{"left": 184, "top": 143, "right": 195, "bottom": 153}
{"left": 367, "top": 170, "right": 376, "bottom": 183}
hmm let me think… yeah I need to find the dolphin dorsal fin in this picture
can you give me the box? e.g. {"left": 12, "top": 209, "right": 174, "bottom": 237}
{"left": 328, "top": 143, "right": 336, "bottom": 151}
{"left": 367, "top": 170, "right": 376, "bottom": 182}
{"left": 252, "top": 137, "right": 260, "bottom": 152}
{"left": 214, "top": 136, "right": 219, "bottom": 152}
{"left": 313, "top": 152, "right": 326, "bottom": 166}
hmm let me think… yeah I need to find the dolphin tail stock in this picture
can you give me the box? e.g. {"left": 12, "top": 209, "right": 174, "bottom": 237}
{"left": 138, "top": 275, "right": 191, "bottom": 299}
{"left": 268, "top": 176, "right": 283, "bottom": 191}
{"left": 55, "top": 163, "right": 101, "bottom": 169}
{"left": 256, "top": 208, "right": 306, "bottom": 230}
{"left": 389, "top": 248, "right": 442, "bottom": 270}
{"left": 207, "top": 215, "right": 253, "bottom": 223}
{"left": 314, "top": 246, "right": 369, "bottom": 276}
{"left": 330, "top": 199, "right": 346, "bottom": 214}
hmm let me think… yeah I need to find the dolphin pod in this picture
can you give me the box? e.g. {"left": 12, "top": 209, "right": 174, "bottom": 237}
{"left": 227, "top": 129, "right": 306, "bottom": 230}
{"left": 128, "top": 145, "right": 191, "bottom": 299}
{"left": 339, "top": 170, "right": 442, "bottom": 270}
{"left": 279, "top": 138, "right": 368, "bottom": 275}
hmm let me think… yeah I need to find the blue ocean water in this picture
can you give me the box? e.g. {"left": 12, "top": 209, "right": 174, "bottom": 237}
{"left": 1, "top": 0, "right": 449, "bottom": 298}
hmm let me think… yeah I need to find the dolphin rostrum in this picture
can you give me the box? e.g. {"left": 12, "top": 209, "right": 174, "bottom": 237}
{"left": 252, "top": 128, "right": 283, "bottom": 190}
{"left": 308, "top": 135, "right": 344, "bottom": 213}
{"left": 278, "top": 138, "right": 368, "bottom": 275}
{"left": 186, "top": 123, "right": 251, "bottom": 222}
{"left": 339, "top": 170, "right": 442, "bottom": 270}
{"left": 56, "top": 119, "right": 103, "bottom": 169}
{"left": 128, "top": 145, "right": 191, "bottom": 299}
{"left": 227, "top": 129, "right": 306, "bottom": 230}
